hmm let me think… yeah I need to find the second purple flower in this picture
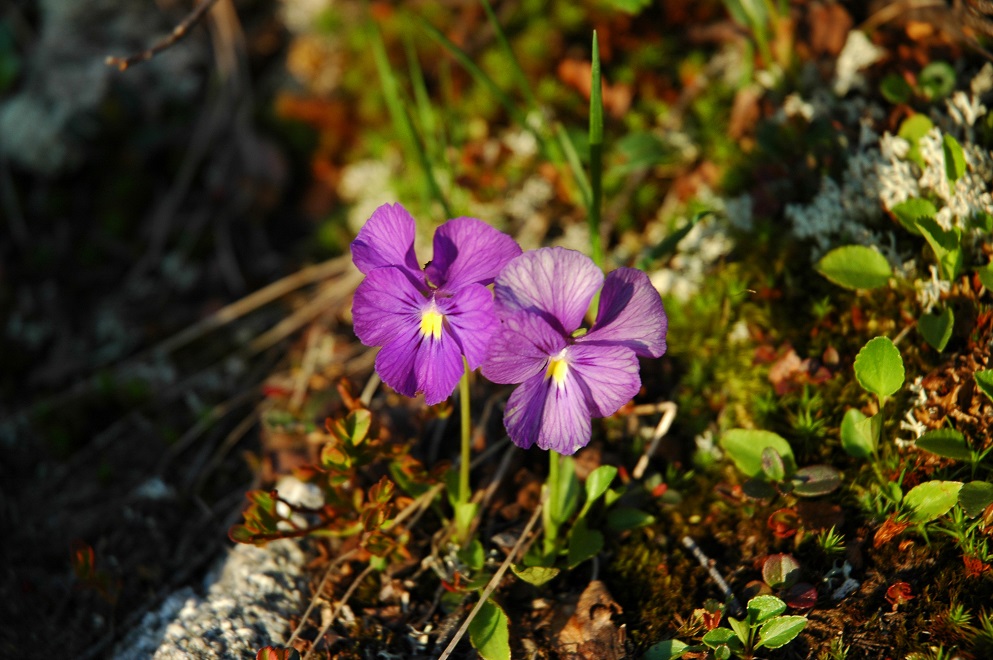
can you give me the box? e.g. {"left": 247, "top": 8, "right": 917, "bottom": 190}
{"left": 482, "top": 247, "right": 667, "bottom": 455}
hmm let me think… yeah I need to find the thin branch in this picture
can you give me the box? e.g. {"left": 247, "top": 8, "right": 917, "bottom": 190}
{"left": 302, "top": 563, "right": 376, "bottom": 660}
{"left": 633, "top": 401, "right": 679, "bottom": 480}
{"left": 285, "top": 548, "right": 359, "bottom": 649}
{"left": 438, "top": 502, "right": 543, "bottom": 660}
{"left": 681, "top": 536, "right": 744, "bottom": 618}
{"left": 105, "top": 0, "right": 221, "bottom": 71}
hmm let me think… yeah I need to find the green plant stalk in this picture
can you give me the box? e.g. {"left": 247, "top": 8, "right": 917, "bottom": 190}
{"left": 544, "top": 450, "right": 561, "bottom": 556}
{"left": 459, "top": 358, "right": 472, "bottom": 512}
{"left": 404, "top": 34, "right": 445, "bottom": 166}
{"left": 368, "top": 17, "right": 452, "bottom": 217}
{"left": 478, "top": 0, "right": 539, "bottom": 110}
{"left": 421, "top": 10, "right": 591, "bottom": 211}
{"left": 588, "top": 30, "right": 604, "bottom": 271}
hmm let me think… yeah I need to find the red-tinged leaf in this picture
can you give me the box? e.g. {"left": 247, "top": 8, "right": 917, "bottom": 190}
{"left": 885, "top": 581, "right": 914, "bottom": 609}
{"left": 369, "top": 476, "right": 395, "bottom": 505}
{"left": 783, "top": 582, "right": 818, "bottom": 609}
{"left": 256, "top": 646, "right": 301, "bottom": 660}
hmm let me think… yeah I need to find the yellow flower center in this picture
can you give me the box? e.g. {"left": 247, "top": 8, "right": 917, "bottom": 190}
{"left": 420, "top": 307, "right": 444, "bottom": 340}
{"left": 545, "top": 355, "right": 569, "bottom": 385}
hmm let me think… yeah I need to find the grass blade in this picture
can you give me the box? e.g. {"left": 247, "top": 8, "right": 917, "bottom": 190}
{"left": 368, "top": 16, "right": 452, "bottom": 217}
{"left": 588, "top": 30, "right": 604, "bottom": 268}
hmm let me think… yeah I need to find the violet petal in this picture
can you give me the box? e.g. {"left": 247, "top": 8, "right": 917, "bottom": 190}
{"left": 414, "top": 323, "right": 465, "bottom": 406}
{"left": 579, "top": 267, "right": 668, "bottom": 358}
{"left": 437, "top": 283, "right": 500, "bottom": 371}
{"left": 568, "top": 343, "right": 642, "bottom": 418}
{"left": 494, "top": 247, "right": 603, "bottom": 335}
{"left": 351, "top": 203, "right": 424, "bottom": 280}
{"left": 425, "top": 217, "right": 522, "bottom": 290}
{"left": 375, "top": 324, "right": 421, "bottom": 399}
{"left": 482, "top": 310, "right": 567, "bottom": 385}
{"left": 352, "top": 266, "right": 425, "bottom": 347}
{"left": 503, "top": 369, "right": 593, "bottom": 455}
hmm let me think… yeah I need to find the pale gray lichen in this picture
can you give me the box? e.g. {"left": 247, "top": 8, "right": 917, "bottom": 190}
{"left": 785, "top": 56, "right": 993, "bottom": 298}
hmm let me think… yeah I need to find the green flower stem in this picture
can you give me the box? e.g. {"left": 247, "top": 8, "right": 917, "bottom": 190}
{"left": 588, "top": 30, "right": 604, "bottom": 272}
{"left": 544, "top": 450, "right": 561, "bottom": 555}
{"left": 459, "top": 358, "right": 472, "bottom": 509}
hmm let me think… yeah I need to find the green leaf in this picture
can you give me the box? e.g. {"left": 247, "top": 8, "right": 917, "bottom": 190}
{"left": 567, "top": 518, "right": 605, "bottom": 568}
{"left": 898, "top": 114, "right": 934, "bottom": 168}
{"left": 791, "top": 465, "right": 842, "bottom": 497}
{"left": 880, "top": 73, "right": 912, "bottom": 104}
{"left": 942, "top": 133, "right": 967, "bottom": 183}
{"left": 915, "top": 429, "right": 970, "bottom": 460}
{"left": 468, "top": 599, "right": 511, "bottom": 660}
{"left": 918, "top": 307, "right": 954, "bottom": 352}
{"left": 854, "top": 337, "right": 905, "bottom": 400}
{"left": 602, "top": 0, "right": 653, "bottom": 13}
{"left": 747, "top": 595, "right": 787, "bottom": 625}
{"left": 756, "top": 615, "right": 808, "bottom": 649}
{"left": 640, "top": 210, "right": 713, "bottom": 268}
{"left": 920, "top": 61, "right": 956, "bottom": 101}
{"left": 511, "top": 563, "right": 560, "bottom": 586}
{"left": 840, "top": 408, "right": 879, "bottom": 458}
{"left": 915, "top": 215, "right": 963, "bottom": 281}
{"left": 455, "top": 502, "right": 480, "bottom": 539}
{"left": 978, "top": 264, "right": 993, "bottom": 291}
{"left": 890, "top": 198, "right": 936, "bottom": 235}
{"left": 580, "top": 465, "right": 617, "bottom": 519}
{"left": 721, "top": 430, "right": 796, "bottom": 478}
{"left": 974, "top": 211, "right": 993, "bottom": 233}
{"left": 458, "top": 539, "right": 486, "bottom": 572}
{"left": 959, "top": 481, "right": 993, "bottom": 518}
{"left": 641, "top": 639, "right": 691, "bottom": 660}
{"left": 702, "top": 628, "right": 739, "bottom": 649}
{"left": 714, "top": 644, "right": 731, "bottom": 660}
{"left": 762, "top": 554, "right": 801, "bottom": 590}
{"left": 975, "top": 370, "right": 993, "bottom": 402}
{"left": 728, "top": 616, "right": 751, "bottom": 646}
{"left": 761, "top": 447, "right": 786, "bottom": 482}
{"left": 727, "top": 616, "right": 750, "bottom": 646}
{"left": 815, "top": 245, "right": 893, "bottom": 290}
{"left": 606, "top": 506, "right": 656, "bottom": 531}
{"left": 904, "top": 480, "right": 964, "bottom": 522}
{"left": 549, "top": 455, "right": 581, "bottom": 527}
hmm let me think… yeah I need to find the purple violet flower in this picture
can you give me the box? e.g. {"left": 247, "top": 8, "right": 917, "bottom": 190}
{"left": 351, "top": 203, "right": 522, "bottom": 405}
{"left": 482, "top": 247, "right": 667, "bottom": 455}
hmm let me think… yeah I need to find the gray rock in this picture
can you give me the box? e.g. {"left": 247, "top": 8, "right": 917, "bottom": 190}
{"left": 0, "top": 0, "right": 204, "bottom": 174}
{"left": 112, "top": 538, "right": 307, "bottom": 659}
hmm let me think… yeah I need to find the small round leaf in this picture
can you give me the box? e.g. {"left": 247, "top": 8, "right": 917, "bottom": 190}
{"left": 815, "top": 245, "right": 892, "bottom": 290}
{"left": 854, "top": 337, "right": 905, "bottom": 399}
{"left": 756, "top": 615, "right": 808, "bottom": 649}
{"left": 904, "top": 480, "right": 963, "bottom": 523}
{"left": 721, "top": 430, "right": 796, "bottom": 479}
{"left": 959, "top": 481, "right": 993, "bottom": 518}
{"left": 791, "top": 465, "right": 842, "bottom": 497}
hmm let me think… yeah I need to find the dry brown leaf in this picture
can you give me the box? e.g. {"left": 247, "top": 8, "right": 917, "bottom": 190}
{"left": 554, "top": 580, "right": 626, "bottom": 660}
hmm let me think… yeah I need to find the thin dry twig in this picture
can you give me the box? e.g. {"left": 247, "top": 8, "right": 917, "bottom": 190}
{"left": 303, "top": 563, "right": 376, "bottom": 660}
{"left": 437, "top": 502, "right": 544, "bottom": 660}
{"left": 247, "top": 274, "right": 361, "bottom": 355}
{"left": 104, "top": 0, "right": 221, "bottom": 71}
{"left": 632, "top": 401, "right": 678, "bottom": 480}
{"left": 681, "top": 535, "right": 744, "bottom": 618}
{"left": 8, "top": 256, "right": 353, "bottom": 422}
{"left": 285, "top": 548, "right": 360, "bottom": 650}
